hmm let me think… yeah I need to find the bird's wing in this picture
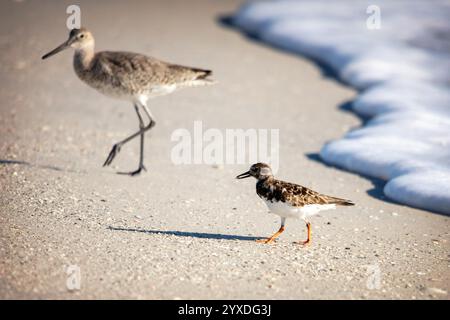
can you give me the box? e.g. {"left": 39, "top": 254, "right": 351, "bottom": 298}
{"left": 271, "top": 180, "right": 355, "bottom": 207}
{"left": 166, "top": 64, "right": 212, "bottom": 83}
{"left": 94, "top": 51, "right": 166, "bottom": 81}
{"left": 94, "top": 51, "right": 211, "bottom": 88}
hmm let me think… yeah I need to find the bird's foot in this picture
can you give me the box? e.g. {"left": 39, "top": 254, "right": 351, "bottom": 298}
{"left": 293, "top": 239, "right": 311, "bottom": 246}
{"left": 256, "top": 238, "right": 275, "bottom": 244}
{"left": 117, "top": 164, "right": 147, "bottom": 176}
{"left": 103, "top": 144, "right": 121, "bottom": 167}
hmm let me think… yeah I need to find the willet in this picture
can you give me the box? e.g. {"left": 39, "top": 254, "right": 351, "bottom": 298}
{"left": 42, "top": 28, "right": 213, "bottom": 175}
{"left": 237, "top": 163, "right": 354, "bottom": 245}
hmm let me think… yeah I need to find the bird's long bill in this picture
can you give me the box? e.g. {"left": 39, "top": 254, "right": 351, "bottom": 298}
{"left": 236, "top": 171, "right": 251, "bottom": 179}
{"left": 42, "top": 40, "right": 70, "bottom": 60}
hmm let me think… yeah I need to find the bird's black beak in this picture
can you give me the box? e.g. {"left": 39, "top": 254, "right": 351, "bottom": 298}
{"left": 42, "top": 39, "right": 72, "bottom": 60}
{"left": 236, "top": 171, "right": 251, "bottom": 179}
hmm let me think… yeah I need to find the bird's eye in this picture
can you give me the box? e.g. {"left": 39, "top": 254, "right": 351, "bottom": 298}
{"left": 79, "top": 34, "right": 85, "bottom": 39}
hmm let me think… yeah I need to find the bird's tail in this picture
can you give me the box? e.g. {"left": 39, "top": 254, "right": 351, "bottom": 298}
{"left": 185, "top": 68, "right": 216, "bottom": 86}
{"left": 328, "top": 196, "right": 355, "bottom": 206}
{"left": 191, "top": 68, "right": 212, "bottom": 80}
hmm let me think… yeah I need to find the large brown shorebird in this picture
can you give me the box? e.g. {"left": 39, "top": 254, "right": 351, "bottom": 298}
{"left": 237, "top": 163, "right": 354, "bottom": 245}
{"left": 42, "top": 28, "right": 213, "bottom": 175}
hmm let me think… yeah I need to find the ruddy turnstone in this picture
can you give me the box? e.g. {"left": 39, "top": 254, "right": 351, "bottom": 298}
{"left": 236, "top": 163, "right": 354, "bottom": 245}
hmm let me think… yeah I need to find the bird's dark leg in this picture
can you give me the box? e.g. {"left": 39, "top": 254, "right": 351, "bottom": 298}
{"left": 257, "top": 218, "right": 286, "bottom": 244}
{"left": 140, "top": 103, "right": 155, "bottom": 129}
{"left": 103, "top": 103, "right": 156, "bottom": 173}
{"left": 118, "top": 104, "right": 147, "bottom": 176}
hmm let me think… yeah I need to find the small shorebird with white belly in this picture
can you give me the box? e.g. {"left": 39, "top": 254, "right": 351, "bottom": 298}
{"left": 236, "top": 163, "right": 355, "bottom": 245}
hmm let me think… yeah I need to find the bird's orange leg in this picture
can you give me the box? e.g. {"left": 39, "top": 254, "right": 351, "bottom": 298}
{"left": 294, "top": 222, "right": 311, "bottom": 246}
{"left": 257, "top": 226, "right": 285, "bottom": 244}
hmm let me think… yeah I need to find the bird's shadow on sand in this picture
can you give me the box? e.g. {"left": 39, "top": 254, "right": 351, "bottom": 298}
{"left": 0, "top": 159, "right": 64, "bottom": 171}
{"left": 0, "top": 159, "right": 87, "bottom": 174}
{"left": 108, "top": 226, "right": 262, "bottom": 242}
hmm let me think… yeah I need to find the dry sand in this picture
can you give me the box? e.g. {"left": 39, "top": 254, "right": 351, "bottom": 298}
{"left": 0, "top": 0, "right": 449, "bottom": 299}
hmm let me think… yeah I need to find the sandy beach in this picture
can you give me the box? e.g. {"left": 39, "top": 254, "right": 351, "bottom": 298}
{"left": 0, "top": 0, "right": 449, "bottom": 299}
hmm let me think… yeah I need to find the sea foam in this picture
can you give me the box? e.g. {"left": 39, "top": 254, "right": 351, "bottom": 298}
{"left": 233, "top": 0, "right": 450, "bottom": 214}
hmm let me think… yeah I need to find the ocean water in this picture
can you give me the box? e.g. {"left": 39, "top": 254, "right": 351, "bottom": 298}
{"left": 233, "top": 0, "right": 450, "bottom": 214}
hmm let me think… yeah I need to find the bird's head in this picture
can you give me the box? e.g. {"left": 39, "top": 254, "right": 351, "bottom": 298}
{"left": 42, "top": 27, "right": 94, "bottom": 60}
{"left": 236, "top": 163, "right": 273, "bottom": 180}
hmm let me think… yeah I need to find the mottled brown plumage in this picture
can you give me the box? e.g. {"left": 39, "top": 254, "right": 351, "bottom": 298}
{"left": 257, "top": 177, "right": 355, "bottom": 207}
{"left": 237, "top": 163, "right": 355, "bottom": 245}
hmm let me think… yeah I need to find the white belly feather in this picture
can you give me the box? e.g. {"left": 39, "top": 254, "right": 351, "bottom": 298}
{"left": 264, "top": 199, "right": 336, "bottom": 219}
